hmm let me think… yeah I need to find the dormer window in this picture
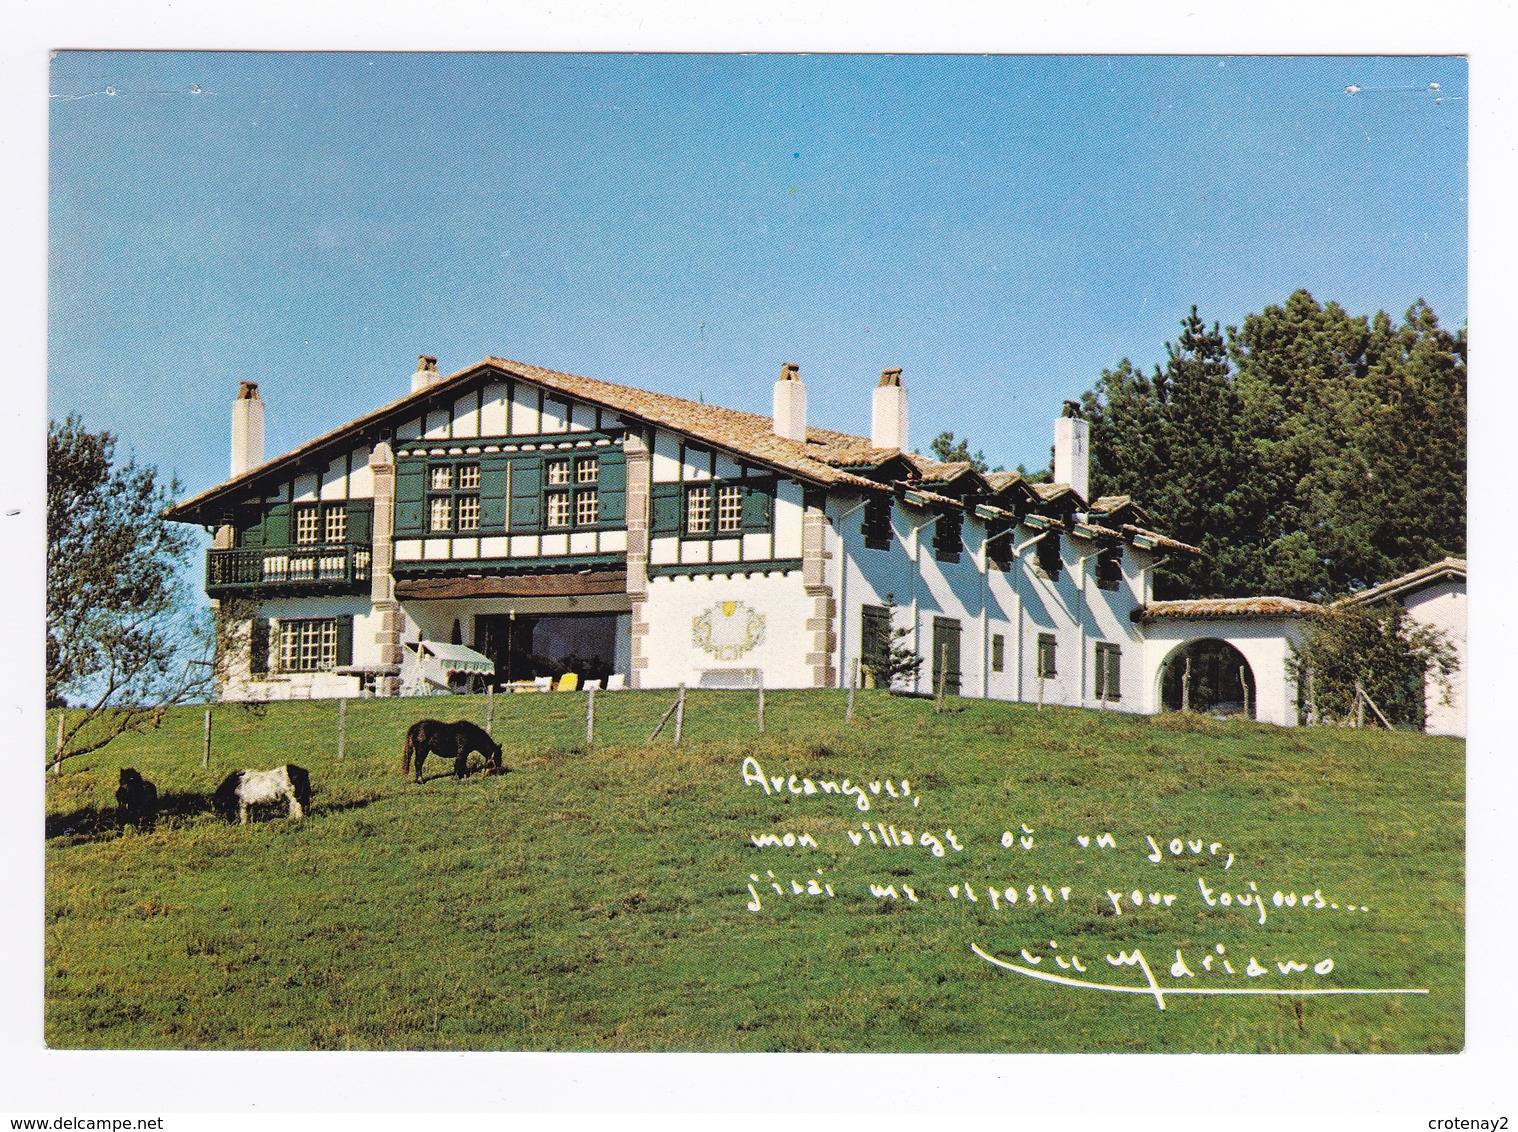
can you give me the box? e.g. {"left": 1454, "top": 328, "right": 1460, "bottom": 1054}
{"left": 933, "top": 510, "right": 963, "bottom": 563}
{"left": 1097, "top": 544, "right": 1123, "bottom": 590}
{"left": 863, "top": 495, "right": 893, "bottom": 551}
{"left": 1036, "top": 532, "right": 1063, "bottom": 579}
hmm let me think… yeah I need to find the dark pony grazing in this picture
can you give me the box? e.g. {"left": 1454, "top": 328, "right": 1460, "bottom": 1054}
{"left": 401, "top": 719, "right": 504, "bottom": 782}
{"left": 115, "top": 768, "right": 158, "bottom": 829}
{"left": 212, "top": 764, "right": 312, "bottom": 824}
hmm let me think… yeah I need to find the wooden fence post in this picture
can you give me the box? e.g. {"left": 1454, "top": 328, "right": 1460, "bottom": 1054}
{"left": 586, "top": 686, "right": 596, "bottom": 748}
{"left": 935, "top": 644, "right": 948, "bottom": 713}
{"left": 337, "top": 697, "right": 347, "bottom": 761}
{"left": 1240, "top": 666, "right": 1250, "bottom": 721}
{"left": 649, "top": 692, "right": 681, "bottom": 742}
{"left": 1355, "top": 680, "right": 1394, "bottom": 730}
{"left": 1355, "top": 682, "right": 1365, "bottom": 729}
{"left": 846, "top": 658, "right": 858, "bottom": 724}
{"left": 673, "top": 683, "right": 686, "bottom": 744}
{"left": 486, "top": 683, "right": 495, "bottom": 736}
{"left": 1037, "top": 675, "right": 1044, "bottom": 710}
{"left": 757, "top": 675, "right": 765, "bottom": 735}
{"left": 53, "top": 713, "right": 64, "bottom": 774}
{"left": 202, "top": 706, "right": 212, "bottom": 769}
{"left": 1182, "top": 657, "right": 1192, "bottom": 713}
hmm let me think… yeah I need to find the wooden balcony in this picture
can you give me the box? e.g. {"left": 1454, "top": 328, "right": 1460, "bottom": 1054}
{"left": 206, "top": 544, "right": 372, "bottom": 595}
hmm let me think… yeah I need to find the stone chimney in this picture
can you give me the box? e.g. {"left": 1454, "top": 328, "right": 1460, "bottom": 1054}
{"left": 230, "top": 382, "right": 265, "bottom": 476}
{"left": 411, "top": 354, "right": 444, "bottom": 393}
{"left": 871, "top": 368, "right": 908, "bottom": 450}
{"left": 773, "top": 362, "right": 807, "bottom": 442}
{"left": 1053, "top": 401, "right": 1089, "bottom": 501}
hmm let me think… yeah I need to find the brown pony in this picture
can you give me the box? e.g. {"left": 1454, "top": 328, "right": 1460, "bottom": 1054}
{"left": 401, "top": 719, "right": 504, "bottom": 782}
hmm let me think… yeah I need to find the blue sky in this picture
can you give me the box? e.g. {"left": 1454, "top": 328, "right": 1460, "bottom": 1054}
{"left": 49, "top": 52, "right": 1467, "bottom": 500}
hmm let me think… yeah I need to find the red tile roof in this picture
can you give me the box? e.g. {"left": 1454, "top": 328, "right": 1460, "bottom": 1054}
{"left": 1135, "top": 596, "right": 1326, "bottom": 621}
{"left": 1122, "top": 525, "right": 1202, "bottom": 555}
{"left": 1335, "top": 558, "right": 1467, "bottom": 608}
{"left": 482, "top": 359, "right": 889, "bottom": 492}
{"left": 168, "top": 357, "right": 891, "bottom": 522}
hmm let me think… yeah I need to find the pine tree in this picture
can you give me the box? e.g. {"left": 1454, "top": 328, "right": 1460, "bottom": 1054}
{"left": 1080, "top": 292, "right": 1465, "bottom": 602}
{"left": 860, "top": 594, "right": 923, "bottom": 692}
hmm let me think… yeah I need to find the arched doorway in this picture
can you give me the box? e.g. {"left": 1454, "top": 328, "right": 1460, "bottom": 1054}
{"left": 1159, "top": 638, "right": 1256, "bottom": 718}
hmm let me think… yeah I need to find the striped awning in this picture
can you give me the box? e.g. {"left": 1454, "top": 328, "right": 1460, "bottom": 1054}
{"left": 415, "top": 641, "right": 495, "bottom": 675}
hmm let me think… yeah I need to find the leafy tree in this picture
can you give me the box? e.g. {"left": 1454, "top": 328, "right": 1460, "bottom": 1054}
{"left": 1291, "top": 300, "right": 1466, "bottom": 592}
{"left": 1288, "top": 605, "right": 1457, "bottom": 727}
{"left": 860, "top": 594, "right": 923, "bottom": 692}
{"left": 47, "top": 416, "right": 209, "bottom": 767}
{"left": 927, "top": 431, "right": 1001, "bottom": 474}
{"left": 1080, "top": 292, "right": 1465, "bottom": 601}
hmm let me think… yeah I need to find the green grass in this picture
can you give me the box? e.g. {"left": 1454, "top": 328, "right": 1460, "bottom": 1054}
{"left": 44, "top": 690, "right": 1464, "bottom": 1052}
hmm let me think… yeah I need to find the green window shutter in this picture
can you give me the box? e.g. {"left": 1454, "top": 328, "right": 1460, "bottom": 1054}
{"left": 480, "top": 461, "right": 508, "bottom": 530}
{"left": 394, "top": 462, "right": 427, "bottom": 538}
{"left": 346, "top": 499, "right": 372, "bottom": 545}
{"left": 597, "top": 452, "right": 626, "bottom": 523}
{"left": 861, "top": 605, "right": 889, "bottom": 667}
{"left": 335, "top": 614, "right": 354, "bottom": 668}
{"left": 650, "top": 481, "right": 682, "bottom": 535}
{"left": 264, "top": 502, "right": 292, "bottom": 546}
{"left": 1038, "top": 633, "right": 1057, "bottom": 678}
{"left": 741, "top": 478, "right": 774, "bottom": 530}
{"left": 1094, "top": 644, "right": 1106, "bottom": 697}
{"left": 237, "top": 506, "right": 264, "bottom": 549}
{"left": 250, "top": 618, "right": 270, "bottom": 676}
{"left": 509, "top": 456, "right": 543, "bottom": 529}
{"left": 934, "top": 512, "right": 963, "bottom": 563}
{"left": 1107, "top": 645, "right": 1121, "bottom": 700}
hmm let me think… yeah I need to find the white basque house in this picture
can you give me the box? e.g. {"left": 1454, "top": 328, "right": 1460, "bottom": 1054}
{"left": 172, "top": 356, "right": 1360, "bottom": 726}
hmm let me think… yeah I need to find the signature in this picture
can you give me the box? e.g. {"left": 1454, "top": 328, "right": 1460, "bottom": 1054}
{"left": 970, "top": 943, "right": 1429, "bottom": 1012}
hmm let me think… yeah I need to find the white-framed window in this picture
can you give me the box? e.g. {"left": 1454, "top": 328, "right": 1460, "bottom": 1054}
{"left": 686, "top": 485, "right": 712, "bottom": 533}
{"left": 547, "top": 491, "right": 572, "bottom": 528}
{"left": 576, "top": 457, "right": 598, "bottom": 484}
{"left": 456, "top": 495, "right": 480, "bottom": 531}
{"left": 457, "top": 463, "right": 481, "bottom": 490}
{"left": 717, "top": 484, "right": 743, "bottom": 531}
{"left": 430, "top": 496, "right": 453, "bottom": 532}
{"left": 576, "top": 490, "right": 599, "bottom": 526}
{"left": 295, "top": 506, "right": 320, "bottom": 545}
{"left": 277, "top": 618, "right": 337, "bottom": 673}
{"left": 324, "top": 505, "right": 347, "bottom": 544}
{"left": 430, "top": 465, "right": 453, "bottom": 491}
{"left": 547, "top": 459, "right": 572, "bottom": 485}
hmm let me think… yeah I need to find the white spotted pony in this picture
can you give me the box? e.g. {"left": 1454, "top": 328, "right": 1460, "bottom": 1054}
{"left": 212, "top": 764, "right": 312, "bottom": 824}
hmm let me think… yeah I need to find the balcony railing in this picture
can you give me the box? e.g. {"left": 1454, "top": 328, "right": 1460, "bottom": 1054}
{"left": 207, "top": 544, "right": 372, "bottom": 592}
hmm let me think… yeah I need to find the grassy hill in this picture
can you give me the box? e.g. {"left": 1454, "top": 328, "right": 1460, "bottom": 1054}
{"left": 43, "top": 690, "right": 1464, "bottom": 1052}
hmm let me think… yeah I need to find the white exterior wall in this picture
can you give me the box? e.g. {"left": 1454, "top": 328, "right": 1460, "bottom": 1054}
{"left": 639, "top": 570, "right": 814, "bottom": 689}
{"left": 1401, "top": 581, "right": 1466, "bottom": 737}
{"left": 1076, "top": 543, "right": 1148, "bottom": 711}
{"left": 830, "top": 494, "right": 1155, "bottom": 706}
{"left": 1016, "top": 548, "right": 1084, "bottom": 708}
{"left": 220, "top": 594, "right": 377, "bottom": 702}
{"left": 1138, "top": 617, "right": 1305, "bottom": 727}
